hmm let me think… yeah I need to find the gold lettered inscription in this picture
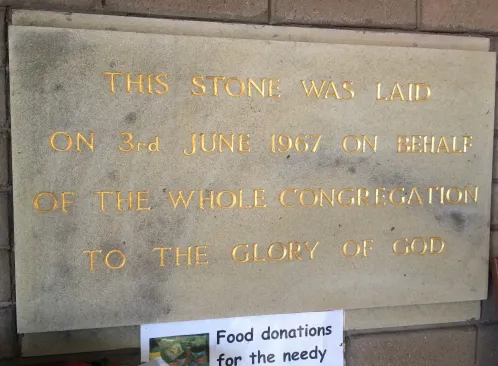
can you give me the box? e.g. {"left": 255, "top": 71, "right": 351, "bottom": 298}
{"left": 270, "top": 134, "right": 322, "bottom": 153}
{"left": 278, "top": 185, "right": 478, "bottom": 208}
{"left": 101, "top": 71, "right": 168, "bottom": 94}
{"left": 392, "top": 237, "right": 445, "bottom": 256}
{"left": 33, "top": 191, "right": 75, "bottom": 213}
{"left": 166, "top": 189, "right": 266, "bottom": 209}
{"left": 397, "top": 135, "right": 473, "bottom": 153}
{"left": 231, "top": 241, "right": 319, "bottom": 263}
{"left": 49, "top": 131, "right": 94, "bottom": 152}
{"left": 118, "top": 132, "right": 159, "bottom": 152}
{"left": 341, "top": 239, "right": 373, "bottom": 258}
{"left": 153, "top": 246, "right": 208, "bottom": 266}
{"left": 93, "top": 190, "right": 152, "bottom": 211}
{"left": 300, "top": 80, "right": 354, "bottom": 99}
{"left": 83, "top": 249, "right": 126, "bottom": 270}
{"left": 376, "top": 82, "right": 431, "bottom": 101}
{"left": 183, "top": 133, "right": 250, "bottom": 156}
{"left": 191, "top": 76, "right": 280, "bottom": 98}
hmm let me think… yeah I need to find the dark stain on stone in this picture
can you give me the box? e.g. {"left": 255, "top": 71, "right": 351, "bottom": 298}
{"left": 435, "top": 211, "right": 467, "bottom": 232}
{"left": 58, "top": 263, "right": 71, "bottom": 277}
{"left": 391, "top": 226, "right": 395, "bottom": 231}
{"left": 125, "top": 112, "right": 137, "bottom": 125}
{"left": 450, "top": 211, "right": 466, "bottom": 232}
{"left": 348, "top": 166, "right": 356, "bottom": 173}
{"left": 54, "top": 83, "right": 63, "bottom": 91}
{"left": 287, "top": 155, "right": 290, "bottom": 159}
{"left": 55, "top": 223, "right": 78, "bottom": 243}
{"left": 109, "top": 60, "right": 116, "bottom": 68}
{"left": 108, "top": 170, "right": 118, "bottom": 181}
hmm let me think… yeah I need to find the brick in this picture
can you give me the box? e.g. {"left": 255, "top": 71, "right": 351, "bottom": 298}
{"left": 347, "top": 327, "right": 476, "bottom": 366}
{"left": 0, "top": 194, "right": 8, "bottom": 250}
{"left": 0, "top": 9, "right": 5, "bottom": 67}
{"left": 493, "top": 184, "right": 498, "bottom": 226}
{"left": 494, "top": 134, "right": 498, "bottom": 179}
{"left": 0, "top": 249, "right": 10, "bottom": 303}
{"left": 477, "top": 325, "right": 498, "bottom": 365}
{"left": 271, "top": 0, "right": 416, "bottom": 29}
{"left": 421, "top": 0, "right": 498, "bottom": 33}
{"left": 104, "top": 0, "right": 268, "bottom": 23}
{"left": 0, "top": 132, "right": 8, "bottom": 187}
{"left": 482, "top": 271, "right": 498, "bottom": 324}
{"left": 0, "top": 69, "right": 6, "bottom": 128}
{"left": 0, "top": 0, "right": 99, "bottom": 10}
{"left": 484, "top": 234, "right": 498, "bottom": 323}
{"left": 0, "top": 307, "right": 15, "bottom": 359}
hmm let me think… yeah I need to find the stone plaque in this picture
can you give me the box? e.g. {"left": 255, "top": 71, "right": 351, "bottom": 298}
{"left": 9, "top": 25, "right": 495, "bottom": 333}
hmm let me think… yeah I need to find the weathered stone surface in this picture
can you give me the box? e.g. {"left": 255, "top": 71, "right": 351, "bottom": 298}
{"left": 0, "top": 307, "right": 15, "bottom": 359}
{"left": 346, "top": 302, "right": 480, "bottom": 330}
{"left": 0, "top": 131, "right": 9, "bottom": 187}
{"left": 22, "top": 300, "right": 482, "bottom": 356}
{"left": 21, "top": 326, "right": 139, "bottom": 356}
{"left": 492, "top": 185, "right": 498, "bottom": 226}
{"left": 0, "top": 0, "right": 99, "bottom": 10}
{"left": 494, "top": 132, "right": 498, "bottom": 178}
{"left": 421, "top": 0, "right": 498, "bottom": 33}
{"left": 272, "top": 0, "right": 416, "bottom": 29}
{"left": 0, "top": 194, "right": 10, "bottom": 250}
{"left": 477, "top": 325, "right": 498, "bottom": 365}
{"left": 12, "top": 10, "right": 490, "bottom": 51}
{"left": 0, "top": 69, "right": 7, "bottom": 126}
{"left": 104, "top": 0, "right": 267, "bottom": 23}
{"left": 0, "top": 249, "right": 10, "bottom": 303}
{"left": 9, "top": 25, "right": 495, "bottom": 333}
{"left": 347, "top": 327, "right": 476, "bottom": 366}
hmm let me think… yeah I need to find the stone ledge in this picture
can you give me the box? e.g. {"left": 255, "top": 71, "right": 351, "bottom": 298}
{"left": 0, "top": 1, "right": 100, "bottom": 11}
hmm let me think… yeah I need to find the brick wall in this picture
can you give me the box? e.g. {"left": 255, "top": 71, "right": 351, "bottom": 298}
{"left": 1, "top": 1, "right": 498, "bottom": 365}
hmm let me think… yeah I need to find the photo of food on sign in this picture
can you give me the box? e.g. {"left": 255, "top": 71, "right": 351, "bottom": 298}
{"left": 149, "top": 334, "right": 210, "bottom": 366}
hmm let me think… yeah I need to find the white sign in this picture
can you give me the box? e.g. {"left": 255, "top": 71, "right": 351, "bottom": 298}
{"left": 140, "top": 311, "right": 344, "bottom": 366}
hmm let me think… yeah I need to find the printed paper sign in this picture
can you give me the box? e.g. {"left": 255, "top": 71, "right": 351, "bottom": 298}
{"left": 140, "top": 311, "right": 344, "bottom": 366}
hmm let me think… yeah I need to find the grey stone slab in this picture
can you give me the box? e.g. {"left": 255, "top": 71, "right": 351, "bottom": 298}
{"left": 0, "top": 249, "right": 10, "bottom": 303}
{"left": 0, "top": 69, "right": 7, "bottom": 127}
{"left": 9, "top": 26, "right": 495, "bottom": 333}
{"left": 0, "top": 193, "right": 10, "bottom": 250}
{"left": 272, "top": 0, "right": 416, "bottom": 29}
{"left": 0, "top": 0, "right": 99, "bottom": 11}
{"left": 346, "top": 302, "right": 480, "bottom": 330}
{"left": 0, "top": 132, "right": 9, "bottom": 187}
{"left": 21, "top": 301, "right": 481, "bottom": 356}
{"left": 347, "top": 327, "right": 476, "bottom": 366}
{"left": 12, "top": 10, "right": 490, "bottom": 52}
{"left": 494, "top": 131, "right": 498, "bottom": 179}
{"left": 0, "top": 307, "right": 15, "bottom": 359}
{"left": 21, "top": 326, "right": 139, "bottom": 357}
{"left": 103, "top": 0, "right": 268, "bottom": 23}
{"left": 11, "top": 9, "right": 491, "bottom": 338}
{"left": 492, "top": 185, "right": 498, "bottom": 226}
